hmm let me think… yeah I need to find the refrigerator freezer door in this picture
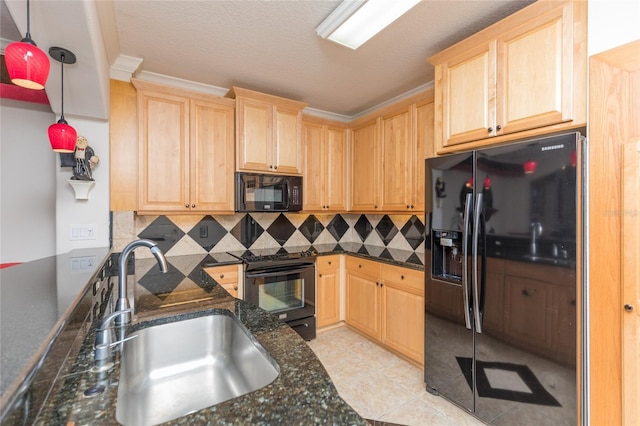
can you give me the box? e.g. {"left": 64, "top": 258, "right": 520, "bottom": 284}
{"left": 424, "top": 152, "right": 475, "bottom": 412}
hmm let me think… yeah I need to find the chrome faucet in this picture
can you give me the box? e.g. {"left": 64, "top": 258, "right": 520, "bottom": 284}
{"left": 116, "top": 239, "right": 168, "bottom": 325}
{"left": 530, "top": 221, "right": 543, "bottom": 256}
{"left": 93, "top": 309, "right": 133, "bottom": 371}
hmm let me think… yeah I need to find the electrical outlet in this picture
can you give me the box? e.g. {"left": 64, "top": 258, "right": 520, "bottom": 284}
{"left": 199, "top": 225, "right": 208, "bottom": 238}
{"left": 70, "top": 224, "right": 97, "bottom": 240}
{"left": 70, "top": 256, "right": 96, "bottom": 272}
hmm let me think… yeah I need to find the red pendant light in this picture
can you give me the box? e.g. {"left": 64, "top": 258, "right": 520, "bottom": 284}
{"left": 48, "top": 47, "right": 77, "bottom": 153}
{"left": 523, "top": 160, "right": 537, "bottom": 174}
{"left": 4, "top": 0, "right": 50, "bottom": 90}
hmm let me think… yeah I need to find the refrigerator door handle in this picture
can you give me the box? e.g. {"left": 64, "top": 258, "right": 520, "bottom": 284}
{"left": 472, "top": 193, "right": 483, "bottom": 333}
{"left": 462, "top": 193, "right": 473, "bottom": 330}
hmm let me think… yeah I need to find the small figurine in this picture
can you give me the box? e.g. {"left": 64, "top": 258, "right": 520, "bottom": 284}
{"left": 72, "top": 136, "right": 100, "bottom": 181}
{"left": 435, "top": 177, "right": 447, "bottom": 207}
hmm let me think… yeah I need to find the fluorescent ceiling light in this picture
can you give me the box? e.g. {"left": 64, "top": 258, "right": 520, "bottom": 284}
{"left": 315, "top": 0, "right": 421, "bottom": 50}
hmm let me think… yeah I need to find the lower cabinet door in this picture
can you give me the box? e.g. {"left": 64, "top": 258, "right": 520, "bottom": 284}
{"left": 381, "top": 283, "right": 424, "bottom": 365}
{"left": 345, "top": 271, "right": 380, "bottom": 340}
{"left": 317, "top": 267, "right": 340, "bottom": 328}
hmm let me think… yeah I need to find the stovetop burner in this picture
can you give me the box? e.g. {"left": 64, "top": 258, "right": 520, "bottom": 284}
{"left": 233, "top": 247, "right": 317, "bottom": 271}
{"left": 242, "top": 249, "right": 316, "bottom": 263}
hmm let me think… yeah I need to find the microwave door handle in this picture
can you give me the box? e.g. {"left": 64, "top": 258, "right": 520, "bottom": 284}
{"left": 461, "top": 193, "right": 473, "bottom": 330}
{"left": 284, "top": 181, "right": 291, "bottom": 209}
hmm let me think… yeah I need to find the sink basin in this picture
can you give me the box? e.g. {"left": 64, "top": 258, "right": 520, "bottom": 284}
{"left": 115, "top": 310, "right": 279, "bottom": 426}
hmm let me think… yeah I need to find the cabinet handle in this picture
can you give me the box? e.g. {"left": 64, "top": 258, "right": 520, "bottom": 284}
{"left": 400, "top": 275, "right": 404, "bottom": 280}
{"left": 488, "top": 127, "right": 493, "bottom": 132}
{"left": 192, "top": 204, "right": 196, "bottom": 208}
{"left": 328, "top": 261, "right": 332, "bottom": 265}
{"left": 274, "top": 165, "right": 278, "bottom": 170}
{"left": 319, "top": 274, "right": 322, "bottom": 278}
{"left": 185, "top": 204, "right": 189, "bottom": 208}
{"left": 406, "top": 205, "right": 410, "bottom": 209}
{"left": 410, "top": 204, "right": 414, "bottom": 209}
{"left": 219, "top": 274, "right": 224, "bottom": 279}
{"left": 496, "top": 125, "right": 502, "bottom": 131}
{"left": 269, "top": 165, "right": 273, "bottom": 169}
{"left": 624, "top": 304, "right": 634, "bottom": 312}
{"left": 358, "top": 264, "right": 362, "bottom": 268}
{"left": 380, "top": 283, "right": 384, "bottom": 287}
{"left": 570, "top": 299, "right": 576, "bottom": 306}
{"left": 233, "top": 286, "right": 238, "bottom": 290}
{"left": 374, "top": 205, "right": 378, "bottom": 209}
{"left": 522, "top": 289, "right": 533, "bottom": 297}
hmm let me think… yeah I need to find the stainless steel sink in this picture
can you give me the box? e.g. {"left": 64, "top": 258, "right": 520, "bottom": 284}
{"left": 115, "top": 311, "right": 279, "bottom": 426}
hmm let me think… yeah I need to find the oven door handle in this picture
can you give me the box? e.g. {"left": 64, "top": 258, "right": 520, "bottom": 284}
{"left": 245, "top": 265, "right": 314, "bottom": 279}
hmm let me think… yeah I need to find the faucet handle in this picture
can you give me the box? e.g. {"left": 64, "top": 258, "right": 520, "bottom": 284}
{"left": 98, "top": 308, "right": 133, "bottom": 331}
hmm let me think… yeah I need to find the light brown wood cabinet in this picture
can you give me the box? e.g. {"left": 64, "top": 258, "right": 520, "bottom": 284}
{"left": 349, "top": 93, "right": 433, "bottom": 213}
{"left": 316, "top": 255, "right": 341, "bottom": 328}
{"left": 302, "top": 119, "right": 348, "bottom": 212}
{"left": 345, "top": 256, "right": 424, "bottom": 365}
{"left": 429, "top": 0, "right": 586, "bottom": 153}
{"left": 350, "top": 119, "right": 380, "bottom": 211}
{"left": 203, "top": 264, "right": 241, "bottom": 298}
{"left": 133, "top": 80, "right": 235, "bottom": 214}
{"left": 379, "top": 263, "right": 424, "bottom": 364}
{"left": 227, "top": 87, "right": 307, "bottom": 175}
{"left": 345, "top": 257, "right": 381, "bottom": 338}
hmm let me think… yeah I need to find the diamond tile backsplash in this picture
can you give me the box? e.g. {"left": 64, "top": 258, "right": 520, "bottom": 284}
{"left": 111, "top": 212, "right": 425, "bottom": 259}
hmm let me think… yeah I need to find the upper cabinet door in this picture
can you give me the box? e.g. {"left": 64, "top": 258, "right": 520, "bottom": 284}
{"left": 380, "top": 108, "right": 413, "bottom": 211}
{"left": 273, "top": 106, "right": 303, "bottom": 175}
{"left": 440, "top": 42, "right": 496, "bottom": 146}
{"left": 350, "top": 119, "right": 380, "bottom": 211}
{"left": 236, "top": 97, "right": 273, "bottom": 173}
{"left": 324, "top": 126, "right": 347, "bottom": 212}
{"left": 189, "top": 99, "right": 235, "bottom": 212}
{"left": 138, "top": 90, "right": 190, "bottom": 212}
{"left": 302, "top": 121, "right": 324, "bottom": 211}
{"left": 496, "top": 3, "right": 574, "bottom": 135}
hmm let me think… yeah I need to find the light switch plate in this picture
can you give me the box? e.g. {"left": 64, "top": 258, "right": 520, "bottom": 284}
{"left": 70, "top": 224, "right": 97, "bottom": 240}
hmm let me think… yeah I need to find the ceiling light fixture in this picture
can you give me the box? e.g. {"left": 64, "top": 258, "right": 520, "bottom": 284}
{"left": 315, "top": 0, "right": 421, "bottom": 50}
{"left": 4, "top": 0, "right": 50, "bottom": 90}
{"left": 48, "top": 47, "right": 77, "bottom": 153}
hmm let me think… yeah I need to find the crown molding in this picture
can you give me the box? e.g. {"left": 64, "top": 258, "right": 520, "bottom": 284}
{"left": 135, "top": 70, "right": 229, "bottom": 97}
{"left": 109, "top": 55, "right": 143, "bottom": 82}
{"left": 350, "top": 81, "right": 435, "bottom": 121}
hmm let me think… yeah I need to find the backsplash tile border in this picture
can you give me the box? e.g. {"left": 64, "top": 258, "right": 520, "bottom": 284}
{"left": 111, "top": 212, "right": 425, "bottom": 259}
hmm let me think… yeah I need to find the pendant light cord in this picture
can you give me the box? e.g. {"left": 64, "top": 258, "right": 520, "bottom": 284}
{"left": 59, "top": 53, "right": 66, "bottom": 123}
{"left": 24, "top": 0, "right": 33, "bottom": 43}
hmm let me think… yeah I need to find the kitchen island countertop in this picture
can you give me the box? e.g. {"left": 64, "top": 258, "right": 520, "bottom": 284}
{"left": 2, "top": 253, "right": 367, "bottom": 425}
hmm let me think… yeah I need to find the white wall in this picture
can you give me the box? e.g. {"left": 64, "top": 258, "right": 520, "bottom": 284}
{"left": 0, "top": 100, "right": 56, "bottom": 263}
{"left": 55, "top": 116, "right": 110, "bottom": 254}
{"left": 588, "top": 0, "right": 640, "bottom": 55}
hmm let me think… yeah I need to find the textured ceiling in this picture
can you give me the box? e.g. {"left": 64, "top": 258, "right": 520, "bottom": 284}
{"left": 2, "top": 0, "right": 536, "bottom": 120}
{"left": 111, "top": 0, "right": 536, "bottom": 117}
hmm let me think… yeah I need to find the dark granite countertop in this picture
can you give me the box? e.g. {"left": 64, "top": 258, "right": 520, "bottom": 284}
{"left": 0, "top": 247, "right": 110, "bottom": 399}
{"left": 1, "top": 244, "right": 423, "bottom": 424}
{"left": 3, "top": 254, "right": 367, "bottom": 425}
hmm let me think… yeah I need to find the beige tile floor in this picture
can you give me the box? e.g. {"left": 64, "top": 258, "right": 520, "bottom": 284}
{"left": 307, "top": 325, "right": 485, "bottom": 426}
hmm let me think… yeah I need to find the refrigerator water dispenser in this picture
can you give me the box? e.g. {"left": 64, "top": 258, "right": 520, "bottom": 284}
{"left": 431, "top": 229, "right": 462, "bottom": 282}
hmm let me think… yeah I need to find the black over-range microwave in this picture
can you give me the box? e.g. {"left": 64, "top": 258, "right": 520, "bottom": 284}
{"left": 235, "top": 172, "right": 303, "bottom": 212}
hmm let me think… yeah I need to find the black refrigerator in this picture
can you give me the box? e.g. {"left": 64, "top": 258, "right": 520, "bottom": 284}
{"left": 424, "top": 132, "right": 582, "bottom": 425}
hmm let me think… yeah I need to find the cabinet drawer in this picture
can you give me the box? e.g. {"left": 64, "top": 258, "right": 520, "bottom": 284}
{"left": 316, "top": 255, "right": 341, "bottom": 272}
{"left": 204, "top": 265, "right": 239, "bottom": 285}
{"left": 381, "top": 265, "right": 423, "bottom": 294}
{"left": 345, "top": 256, "right": 381, "bottom": 277}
